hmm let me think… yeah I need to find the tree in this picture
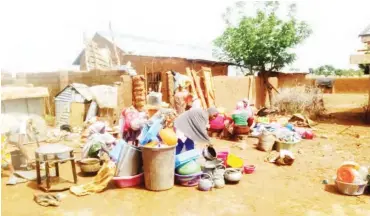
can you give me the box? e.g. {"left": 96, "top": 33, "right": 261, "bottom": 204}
{"left": 359, "top": 64, "right": 370, "bottom": 75}
{"left": 312, "top": 65, "right": 336, "bottom": 76}
{"left": 214, "top": 2, "right": 312, "bottom": 107}
{"left": 312, "top": 65, "right": 365, "bottom": 76}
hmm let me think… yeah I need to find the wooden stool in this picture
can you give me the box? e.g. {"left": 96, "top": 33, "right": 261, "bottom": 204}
{"left": 35, "top": 144, "right": 77, "bottom": 191}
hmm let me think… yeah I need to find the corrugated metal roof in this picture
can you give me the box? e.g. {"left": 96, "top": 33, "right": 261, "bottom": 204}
{"left": 72, "top": 31, "right": 227, "bottom": 66}
{"left": 55, "top": 83, "right": 93, "bottom": 101}
{"left": 359, "top": 24, "right": 370, "bottom": 36}
{"left": 97, "top": 31, "right": 218, "bottom": 61}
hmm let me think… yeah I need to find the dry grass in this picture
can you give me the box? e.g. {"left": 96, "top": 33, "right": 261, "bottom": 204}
{"left": 274, "top": 86, "right": 325, "bottom": 117}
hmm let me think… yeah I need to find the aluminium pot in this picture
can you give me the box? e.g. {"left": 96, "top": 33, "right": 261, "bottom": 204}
{"left": 115, "top": 142, "right": 142, "bottom": 177}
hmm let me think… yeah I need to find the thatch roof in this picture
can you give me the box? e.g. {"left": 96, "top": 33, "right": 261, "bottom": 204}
{"left": 1, "top": 86, "right": 49, "bottom": 101}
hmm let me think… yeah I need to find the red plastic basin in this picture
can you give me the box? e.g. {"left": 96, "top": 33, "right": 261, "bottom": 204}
{"left": 112, "top": 172, "right": 144, "bottom": 188}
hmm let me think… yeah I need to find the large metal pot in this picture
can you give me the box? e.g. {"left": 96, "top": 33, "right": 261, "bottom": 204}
{"left": 115, "top": 142, "right": 142, "bottom": 177}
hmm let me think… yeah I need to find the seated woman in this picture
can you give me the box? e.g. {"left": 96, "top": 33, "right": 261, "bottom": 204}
{"left": 87, "top": 121, "right": 106, "bottom": 138}
{"left": 82, "top": 132, "right": 116, "bottom": 161}
{"left": 174, "top": 108, "right": 213, "bottom": 155}
{"left": 121, "top": 107, "right": 148, "bottom": 146}
{"left": 207, "top": 107, "right": 231, "bottom": 138}
{"left": 231, "top": 102, "right": 251, "bottom": 135}
{"left": 241, "top": 98, "right": 255, "bottom": 128}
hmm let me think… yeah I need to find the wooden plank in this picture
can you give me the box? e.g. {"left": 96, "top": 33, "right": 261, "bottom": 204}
{"left": 248, "top": 76, "right": 253, "bottom": 103}
{"left": 190, "top": 69, "right": 207, "bottom": 109}
{"left": 202, "top": 67, "right": 216, "bottom": 100}
{"left": 70, "top": 103, "right": 85, "bottom": 127}
{"left": 201, "top": 69, "right": 214, "bottom": 107}
{"left": 185, "top": 68, "right": 196, "bottom": 95}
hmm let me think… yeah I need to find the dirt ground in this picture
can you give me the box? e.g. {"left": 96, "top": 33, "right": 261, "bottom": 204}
{"left": 2, "top": 94, "right": 370, "bottom": 216}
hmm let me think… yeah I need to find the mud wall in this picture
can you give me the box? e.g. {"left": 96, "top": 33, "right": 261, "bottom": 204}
{"left": 277, "top": 74, "right": 312, "bottom": 88}
{"left": 213, "top": 76, "right": 273, "bottom": 113}
{"left": 331, "top": 76, "right": 370, "bottom": 94}
{"left": 277, "top": 75, "right": 369, "bottom": 94}
{"left": 1, "top": 70, "right": 125, "bottom": 115}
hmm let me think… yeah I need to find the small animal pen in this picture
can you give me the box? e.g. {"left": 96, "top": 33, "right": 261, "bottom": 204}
{"left": 54, "top": 83, "right": 92, "bottom": 127}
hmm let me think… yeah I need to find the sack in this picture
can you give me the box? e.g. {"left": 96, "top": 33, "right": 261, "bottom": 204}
{"left": 134, "top": 96, "right": 146, "bottom": 102}
{"left": 133, "top": 82, "right": 145, "bottom": 89}
{"left": 258, "top": 131, "right": 276, "bottom": 152}
{"left": 132, "top": 75, "right": 145, "bottom": 82}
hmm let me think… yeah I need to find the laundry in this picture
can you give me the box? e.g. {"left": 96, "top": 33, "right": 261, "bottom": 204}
{"left": 70, "top": 161, "right": 116, "bottom": 196}
{"left": 34, "top": 194, "right": 62, "bottom": 207}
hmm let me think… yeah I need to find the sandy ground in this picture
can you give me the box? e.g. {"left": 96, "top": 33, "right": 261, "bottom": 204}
{"left": 2, "top": 94, "right": 370, "bottom": 216}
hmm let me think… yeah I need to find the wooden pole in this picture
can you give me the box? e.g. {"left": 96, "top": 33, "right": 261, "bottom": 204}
{"left": 83, "top": 32, "right": 90, "bottom": 71}
{"left": 109, "top": 21, "right": 121, "bottom": 66}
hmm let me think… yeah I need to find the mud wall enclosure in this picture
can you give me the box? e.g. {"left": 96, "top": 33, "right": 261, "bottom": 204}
{"left": 331, "top": 77, "right": 370, "bottom": 93}
{"left": 212, "top": 75, "right": 370, "bottom": 113}
{"left": 2, "top": 71, "right": 369, "bottom": 116}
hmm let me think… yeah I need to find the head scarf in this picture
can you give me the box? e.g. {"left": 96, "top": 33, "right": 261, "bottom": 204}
{"left": 174, "top": 108, "right": 210, "bottom": 143}
{"left": 88, "top": 121, "right": 106, "bottom": 137}
{"left": 242, "top": 98, "right": 250, "bottom": 108}
{"left": 207, "top": 107, "right": 219, "bottom": 117}
{"left": 101, "top": 133, "right": 115, "bottom": 144}
{"left": 236, "top": 102, "right": 244, "bottom": 110}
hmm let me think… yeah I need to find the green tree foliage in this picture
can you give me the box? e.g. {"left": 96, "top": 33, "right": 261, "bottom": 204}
{"left": 312, "top": 65, "right": 365, "bottom": 76}
{"left": 214, "top": 1, "right": 312, "bottom": 106}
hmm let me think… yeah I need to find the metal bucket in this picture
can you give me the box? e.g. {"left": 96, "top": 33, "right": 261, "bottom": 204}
{"left": 115, "top": 142, "right": 142, "bottom": 177}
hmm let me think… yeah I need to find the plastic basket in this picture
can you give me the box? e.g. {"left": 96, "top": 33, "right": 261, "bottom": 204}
{"left": 335, "top": 180, "right": 368, "bottom": 196}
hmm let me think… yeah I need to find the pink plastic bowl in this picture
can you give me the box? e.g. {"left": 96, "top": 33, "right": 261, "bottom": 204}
{"left": 112, "top": 172, "right": 144, "bottom": 188}
{"left": 243, "top": 165, "right": 255, "bottom": 174}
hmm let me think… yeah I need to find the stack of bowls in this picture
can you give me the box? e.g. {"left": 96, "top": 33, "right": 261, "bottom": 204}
{"left": 175, "top": 160, "right": 202, "bottom": 187}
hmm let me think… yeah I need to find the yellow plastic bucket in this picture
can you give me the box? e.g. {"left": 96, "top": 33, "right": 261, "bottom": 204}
{"left": 226, "top": 154, "right": 243, "bottom": 168}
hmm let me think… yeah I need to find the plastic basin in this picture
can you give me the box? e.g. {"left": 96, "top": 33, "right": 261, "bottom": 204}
{"left": 226, "top": 154, "right": 243, "bottom": 168}
{"left": 243, "top": 165, "right": 255, "bottom": 174}
{"left": 335, "top": 180, "right": 368, "bottom": 196}
{"left": 112, "top": 173, "right": 144, "bottom": 188}
{"left": 275, "top": 141, "right": 300, "bottom": 152}
{"left": 175, "top": 172, "right": 203, "bottom": 187}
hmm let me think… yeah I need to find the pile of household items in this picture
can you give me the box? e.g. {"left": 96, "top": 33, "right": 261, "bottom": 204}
{"left": 175, "top": 147, "right": 255, "bottom": 191}
{"left": 334, "top": 161, "right": 369, "bottom": 196}
{"left": 250, "top": 114, "right": 315, "bottom": 166}
{"left": 73, "top": 106, "right": 256, "bottom": 194}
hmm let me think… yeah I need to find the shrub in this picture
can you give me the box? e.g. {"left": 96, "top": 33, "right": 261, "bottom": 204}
{"left": 273, "top": 86, "right": 325, "bottom": 117}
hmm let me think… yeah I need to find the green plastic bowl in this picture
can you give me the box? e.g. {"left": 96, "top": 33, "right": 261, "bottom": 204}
{"left": 176, "top": 160, "right": 201, "bottom": 175}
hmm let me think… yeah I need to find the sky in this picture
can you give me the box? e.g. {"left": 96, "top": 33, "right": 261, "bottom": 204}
{"left": 0, "top": 0, "right": 369, "bottom": 73}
